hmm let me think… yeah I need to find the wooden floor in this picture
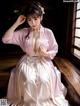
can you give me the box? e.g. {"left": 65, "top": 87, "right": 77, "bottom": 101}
{"left": 0, "top": 55, "right": 80, "bottom": 106}
{"left": 54, "top": 57, "right": 80, "bottom": 106}
{"left": 54, "top": 57, "right": 80, "bottom": 96}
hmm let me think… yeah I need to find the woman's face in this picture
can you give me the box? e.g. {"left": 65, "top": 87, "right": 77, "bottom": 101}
{"left": 27, "top": 15, "right": 42, "bottom": 30}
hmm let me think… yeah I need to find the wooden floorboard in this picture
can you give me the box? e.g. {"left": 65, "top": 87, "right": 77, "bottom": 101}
{"left": 54, "top": 57, "right": 80, "bottom": 106}
{"left": 54, "top": 57, "right": 80, "bottom": 96}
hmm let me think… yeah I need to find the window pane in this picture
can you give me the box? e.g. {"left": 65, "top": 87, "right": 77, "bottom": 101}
{"left": 76, "top": 19, "right": 80, "bottom": 27}
{"left": 76, "top": 10, "right": 80, "bottom": 18}
{"left": 74, "top": 37, "right": 80, "bottom": 47}
{"left": 77, "top": 2, "right": 80, "bottom": 10}
{"left": 74, "top": 49, "right": 80, "bottom": 59}
{"left": 75, "top": 28, "right": 80, "bottom": 37}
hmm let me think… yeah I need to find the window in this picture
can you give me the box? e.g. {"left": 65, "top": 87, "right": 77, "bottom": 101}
{"left": 72, "top": 1, "right": 80, "bottom": 59}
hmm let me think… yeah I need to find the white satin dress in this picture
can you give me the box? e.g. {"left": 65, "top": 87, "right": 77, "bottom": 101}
{"left": 2, "top": 26, "right": 69, "bottom": 106}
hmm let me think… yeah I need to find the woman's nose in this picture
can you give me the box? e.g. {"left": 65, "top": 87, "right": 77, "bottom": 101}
{"left": 32, "top": 20, "right": 36, "bottom": 25}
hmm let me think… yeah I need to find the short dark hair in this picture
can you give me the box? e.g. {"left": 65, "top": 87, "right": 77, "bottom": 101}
{"left": 24, "top": 2, "right": 44, "bottom": 18}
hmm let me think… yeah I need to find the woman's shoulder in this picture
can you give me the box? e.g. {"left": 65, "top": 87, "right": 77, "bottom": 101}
{"left": 16, "top": 27, "right": 30, "bottom": 36}
{"left": 19, "top": 27, "right": 30, "bottom": 33}
{"left": 43, "top": 27, "right": 54, "bottom": 36}
{"left": 43, "top": 27, "right": 53, "bottom": 34}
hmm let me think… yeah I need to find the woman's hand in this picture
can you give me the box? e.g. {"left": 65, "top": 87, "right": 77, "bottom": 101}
{"left": 15, "top": 15, "right": 26, "bottom": 26}
{"left": 38, "top": 46, "right": 48, "bottom": 57}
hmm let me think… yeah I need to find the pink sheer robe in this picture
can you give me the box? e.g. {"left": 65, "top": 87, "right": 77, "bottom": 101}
{"left": 2, "top": 26, "right": 69, "bottom": 106}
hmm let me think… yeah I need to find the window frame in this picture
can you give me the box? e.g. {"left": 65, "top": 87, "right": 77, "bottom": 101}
{"left": 66, "top": 3, "right": 80, "bottom": 69}
{"left": 72, "top": 2, "right": 80, "bottom": 68}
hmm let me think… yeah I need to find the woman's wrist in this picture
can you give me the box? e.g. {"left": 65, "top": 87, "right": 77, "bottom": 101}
{"left": 12, "top": 22, "right": 20, "bottom": 30}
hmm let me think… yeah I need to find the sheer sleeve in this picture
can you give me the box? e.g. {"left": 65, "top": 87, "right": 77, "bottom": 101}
{"left": 2, "top": 28, "right": 28, "bottom": 46}
{"left": 46, "top": 29, "right": 58, "bottom": 59}
{"left": 36, "top": 29, "right": 58, "bottom": 59}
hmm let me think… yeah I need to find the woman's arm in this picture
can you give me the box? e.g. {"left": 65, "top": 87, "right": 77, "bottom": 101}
{"left": 37, "top": 29, "right": 58, "bottom": 59}
{"left": 2, "top": 15, "right": 26, "bottom": 43}
{"left": 47, "top": 29, "right": 58, "bottom": 59}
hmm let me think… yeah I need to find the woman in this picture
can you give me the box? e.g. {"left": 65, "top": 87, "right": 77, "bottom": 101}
{"left": 2, "top": 2, "right": 69, "bottom": 106}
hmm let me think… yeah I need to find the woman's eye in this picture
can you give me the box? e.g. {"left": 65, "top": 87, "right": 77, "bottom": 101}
{"left": 34, "top": 18, "right": 37, "bottom": 20}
